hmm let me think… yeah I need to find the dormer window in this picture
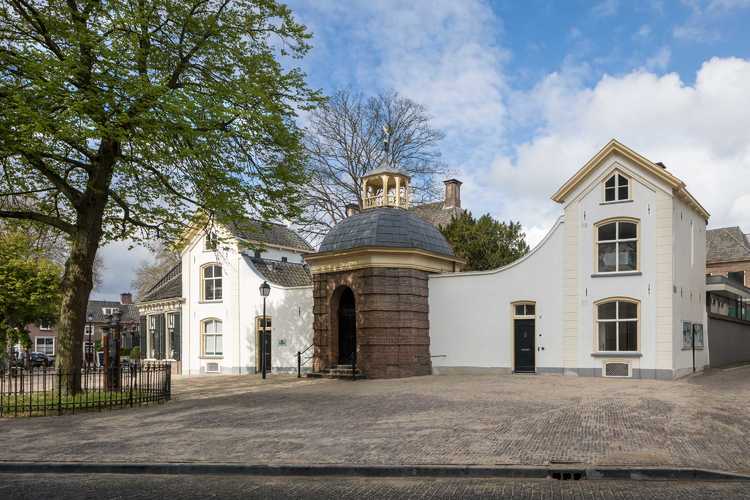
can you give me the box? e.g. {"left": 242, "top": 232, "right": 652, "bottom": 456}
{"left": 604, "top": 172, "right": 629, "bottom": 202}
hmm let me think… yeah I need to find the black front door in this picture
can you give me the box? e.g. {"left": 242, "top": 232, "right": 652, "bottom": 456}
{"left": 338, "top": 288, "right": 356, "bottom": 365}
{"left": 514, "top": 319, "right": 535, "bottom": 372}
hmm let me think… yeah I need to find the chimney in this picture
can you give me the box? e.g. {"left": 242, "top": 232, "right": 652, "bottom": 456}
{"left": 346, "top": 203, "right": 360, "bottom": 217}
{"left": 443, "top": 179, "right": 462, "bottom": 209}
{"left": 120, "top": 292, "right": 133, "bottom": 305}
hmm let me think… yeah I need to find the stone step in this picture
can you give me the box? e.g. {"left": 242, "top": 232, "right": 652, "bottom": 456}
{"left": 306, "top": 367, "right": 366, "bottom": 380}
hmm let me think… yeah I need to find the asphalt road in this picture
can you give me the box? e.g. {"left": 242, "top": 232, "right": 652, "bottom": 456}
{"left": 2, "top": 474, "right": 750, "bottom": 500}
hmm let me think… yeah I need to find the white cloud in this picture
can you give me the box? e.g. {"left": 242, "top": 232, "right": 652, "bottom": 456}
{"left": 673, "top": 0, "right": 750, "bottom": 42}
{"left": 634, "top": 24, "right": 652, "bottom": 39}
{"left": 592, "top": 0, "right": 619, "bottom": 17}
{"left": 489, "top": 57, "right": 750, "bottom": 245}
{"left": 292, "top": 0, "right": 509, "bottom": 164}
{"left": 673, "top": 23, "right": 720, "bottom": 42}
{"left": 645, "top": 46, "right": 671, "bottom": 71}
{"left": 707, "top": 0, "right": 750, "bottom": 13}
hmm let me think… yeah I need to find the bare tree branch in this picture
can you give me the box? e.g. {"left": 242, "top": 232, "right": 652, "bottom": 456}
{"left": 300, "top": 90, "right": 446, "bottom": 242}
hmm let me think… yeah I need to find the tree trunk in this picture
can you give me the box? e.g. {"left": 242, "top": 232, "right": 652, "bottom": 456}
{"left": 55, "top": 146, "right": 114, "bottom": 393}
{"left": 56, "top": 229, "right": 101, "bottom": 392}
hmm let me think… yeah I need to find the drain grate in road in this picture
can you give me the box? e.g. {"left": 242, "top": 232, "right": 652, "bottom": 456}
{"left": 550, "top": 470, "right": 585, "bottom": 481}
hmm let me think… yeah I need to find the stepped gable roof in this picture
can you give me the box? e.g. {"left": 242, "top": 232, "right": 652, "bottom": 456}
{"left": 707, "top": 226, "right": 750, "bottom": 264}
{"left": 245, "top": 256, "right": 312, "bottom": 287}
{"left": 318, "top": 207, "right": 455, "bottom": 257}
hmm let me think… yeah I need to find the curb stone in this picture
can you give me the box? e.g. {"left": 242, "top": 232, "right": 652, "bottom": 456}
{"left": 0, "top": 462, "right": 748, "bottom": 481}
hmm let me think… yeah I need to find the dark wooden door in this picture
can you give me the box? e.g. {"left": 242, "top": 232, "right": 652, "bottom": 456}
{"left": 338, "top": 288, "right": 356, "bottom": 365}
{"left": 514, "top": 319, "right": 535, "bottom": 372}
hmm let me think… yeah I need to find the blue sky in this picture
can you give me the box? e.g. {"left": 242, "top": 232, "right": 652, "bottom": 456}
{"left": 94, "top": 0, "right": 750, "bottom": 300}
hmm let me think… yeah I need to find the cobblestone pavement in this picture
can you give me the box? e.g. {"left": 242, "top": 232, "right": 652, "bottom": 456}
{"left": 2, "top": 474, "right": 750, "bottom": 500}
{"left": 2, "top": 366, "right": 750, "bottom": 473}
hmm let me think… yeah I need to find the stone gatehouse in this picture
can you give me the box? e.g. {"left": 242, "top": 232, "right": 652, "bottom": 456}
{"left": 305, "top": 165, "right": 464, "bottom": 378}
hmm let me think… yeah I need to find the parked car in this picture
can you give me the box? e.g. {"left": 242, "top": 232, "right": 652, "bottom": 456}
{"left": 28, "top": 352, "right": 52, "bottom": 368}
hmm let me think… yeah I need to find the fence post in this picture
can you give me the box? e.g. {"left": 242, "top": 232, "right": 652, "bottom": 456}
{"left": 165, "top": 364, "right": 171, "bottom": 401}
{"left": 297, "top": 351, "right": 301, "bottom": 378}
{"left": 57, "top": 369, "right": 62, "bottom": 416}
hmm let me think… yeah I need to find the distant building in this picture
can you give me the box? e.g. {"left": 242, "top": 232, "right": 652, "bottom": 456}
{"left": 24, "top": 293, "right": 138, "bottom": 362}
{"left": 706, "top": 226, "right": 750, "bottom": 287}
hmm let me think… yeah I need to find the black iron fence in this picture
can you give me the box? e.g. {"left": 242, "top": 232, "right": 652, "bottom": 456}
{"left": 0, "top": 362, "right": 171, "bottom": 418}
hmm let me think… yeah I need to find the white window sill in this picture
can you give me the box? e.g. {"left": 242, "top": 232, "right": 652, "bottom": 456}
{"left": 600, "top": 199, "right": 633, "bottom": 205}
{"left": 591, "top": 271, "right": 642, "bottom": 278}
{"left": 681, "top": 347, "right": 704, "bottom": 351}
{"left": 200, "top": 355, "right": 223, "bottom": 359}
{"left": 591, "top": 351, "right": 642, "bottom": 358}
{"left": 198, "top": 300, "right": 223, "bottom": 304}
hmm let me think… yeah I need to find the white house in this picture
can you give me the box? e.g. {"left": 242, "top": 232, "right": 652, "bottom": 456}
{"left": 137, "top": 220, "right": 314, "bottom": 375}
{"left": 428, "top": 140, "right": 710, "bottom": 379}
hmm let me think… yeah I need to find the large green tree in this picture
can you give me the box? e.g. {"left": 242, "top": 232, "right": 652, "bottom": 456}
{"left": 441, "top": 211, "right": 530, "bottom": 271}
{"left": 0, "top": 230, "right": 62, "bottom": 365}
{"left": 0, "top": 0, "right": 320, "bottom": 385}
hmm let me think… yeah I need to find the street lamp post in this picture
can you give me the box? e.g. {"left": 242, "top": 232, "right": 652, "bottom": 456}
{"left": 259, "top": 281, "right": 271, "bottom": 380}
{"left": 86, "top": 313, "right": 94, "bottom": 368}
{"left": 104, "top": 310, "right": 122, "bottom": 390}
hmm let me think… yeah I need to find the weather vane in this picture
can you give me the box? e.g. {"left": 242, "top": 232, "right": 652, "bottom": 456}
{"left": 382, "top": 124, "right": 391, "bottom": 164}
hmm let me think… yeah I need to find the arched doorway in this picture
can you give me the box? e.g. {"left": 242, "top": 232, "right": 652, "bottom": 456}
{"left": 337, "top": 288, "right": 356, "bottom": 365}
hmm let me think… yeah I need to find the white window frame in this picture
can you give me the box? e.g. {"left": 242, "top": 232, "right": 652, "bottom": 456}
{"left": 603, "top": 172, "right": 630, "bottom": 203}
{"left": 35, "top": 336, "right": 55, "bottom": 356}
{"left": 201, "top": 264, "right": 223, "bottom": 301}
{"left": 38, "top": 321, "right": 52, "bottom": 331}
{"left": 596, "top": 219, "right": 639, "bottom": 273}
{"left": 512, "top": 302, "right": 536, "bottom": 319}
{"left": 201, "top": 319, "right": 223, "bottom": 357}
{"left": 595, "top": 299, "right": 639, "bottom": 352}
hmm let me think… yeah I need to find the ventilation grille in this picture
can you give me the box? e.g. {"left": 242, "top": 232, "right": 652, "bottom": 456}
{"left": 206, "top": 362, "right": 220, "bottom": 373}
{"left": 604, "top": 362, "right": 629, "bottom": 378}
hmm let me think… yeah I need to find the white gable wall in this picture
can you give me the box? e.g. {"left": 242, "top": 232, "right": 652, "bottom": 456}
{"left": 428, "top": 218, "right": 565, "bottom": 372}
{"left": 180, "top": 228, "right": 313, "bottom": 375}
{"left": 563, "top": 153, "right": 669, "bottom": 377}
{"left": 429, "top": 149, "right": 703, "bottom": 379}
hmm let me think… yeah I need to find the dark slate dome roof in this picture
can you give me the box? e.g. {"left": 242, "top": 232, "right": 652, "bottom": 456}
{"left": 319, "top": 208, "right": 455, "bottom": 256}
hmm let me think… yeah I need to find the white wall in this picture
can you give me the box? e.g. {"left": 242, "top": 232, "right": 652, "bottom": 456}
{"left": 671, "top": 197, "right": 709, "bottom": 375}
{"left": 181, "top": 228, "right": 313, "bottom": 375}
{"left": 428, "top": 218, "right": 565, "bottom": 371}
{"left": 565, "top": 154, "right": 665, "bottom": 376}
{"left": 430, "top": 151, "right": 701, "bottom": 379}
{"left": 239, "top": 258, "right": 313, "bottom": 373}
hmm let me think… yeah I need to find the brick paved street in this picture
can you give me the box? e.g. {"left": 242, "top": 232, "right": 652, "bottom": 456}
{"left": 2, "top": 366, "right": 750, "bottom": 473}
{"left": 2, "top": 474, "right": 750, "bottom": 500}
